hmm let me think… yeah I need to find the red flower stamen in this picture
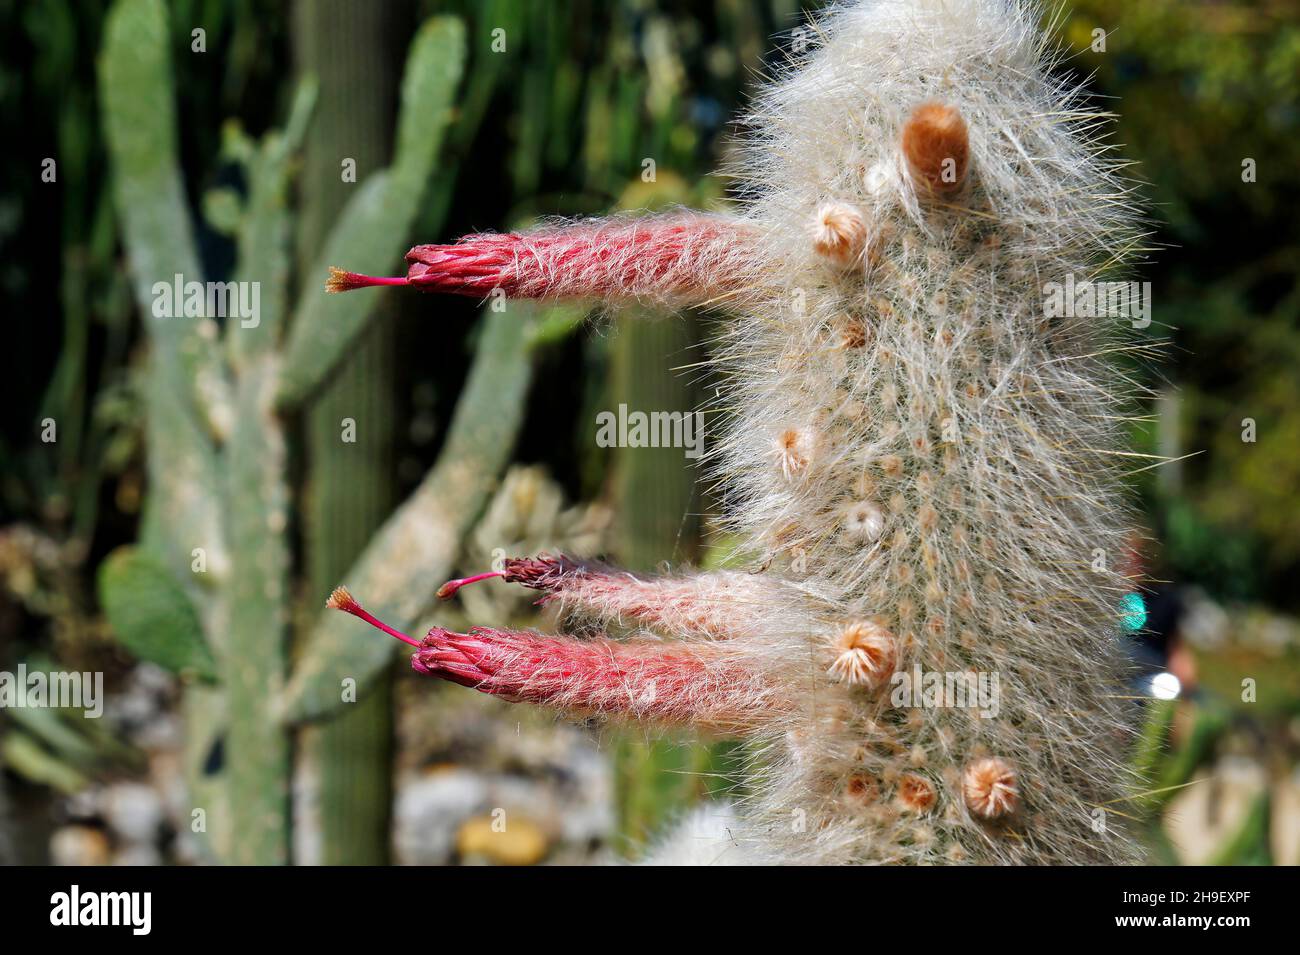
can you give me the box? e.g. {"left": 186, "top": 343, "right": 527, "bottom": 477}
{"left": 435, "top": 570, "right": 506, "bottom": 601}
{"left": 325, "top": 586, "right": 421, "bottom": 647}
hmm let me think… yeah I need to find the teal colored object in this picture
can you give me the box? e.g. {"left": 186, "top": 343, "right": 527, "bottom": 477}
{"left": 1118, "top": 592, "right": 1147, "bottom": 633}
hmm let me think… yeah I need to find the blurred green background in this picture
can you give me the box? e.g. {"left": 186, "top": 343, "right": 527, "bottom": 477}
{"left": 1, "top": 0, "right": 1298, "bottom": 865}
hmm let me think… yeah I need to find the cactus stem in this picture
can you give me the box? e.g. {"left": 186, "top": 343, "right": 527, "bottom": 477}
{"left": 435, "top": 570, "right": 506, "bottom": 600}
{"left": 326, "top": 586, "right": 421, "bottom": 647}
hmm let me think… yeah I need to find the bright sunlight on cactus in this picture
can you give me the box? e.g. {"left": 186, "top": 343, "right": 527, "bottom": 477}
{"left": 328, "top": 0, "right": 1150, "bottom": 865}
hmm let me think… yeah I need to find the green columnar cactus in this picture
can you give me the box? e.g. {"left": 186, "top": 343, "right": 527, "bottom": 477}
{"left": 610, "top": 305, "right": 704, "bottom": 849}
{"left": 281, "top": 302, "right": 553, "bottom": 721}
{"left": 97, "top": 0, "right": 541, "bottom": 864}
{"left": 292, "top": 0, "right": 408, "bottom": 869}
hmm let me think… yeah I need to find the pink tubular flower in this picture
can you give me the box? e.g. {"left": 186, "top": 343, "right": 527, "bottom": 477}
{"left": 326, "top": 214, "right": 756, "bottom": 305}
{"left": 414, "top": 626, "right": 778, "bottom": 732}
{"left": 438, "top": 554, "right": 783, "bottom": 641}
{"left": 327, "top": 586, "right": 783, "bottom": 733}
{"left": 435, "top": 554, "right": 583, "bottom": 600}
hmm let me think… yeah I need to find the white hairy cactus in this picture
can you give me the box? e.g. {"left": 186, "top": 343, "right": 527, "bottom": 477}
{"left": 331, "top": 0, "right": 1147, "bottom": 865}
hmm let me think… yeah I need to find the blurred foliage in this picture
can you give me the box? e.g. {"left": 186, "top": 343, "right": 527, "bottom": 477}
{"left": 1066, "top": 0, "right": 1300, "bottom": 610}
{"left": 96, "top": 547, "right": 215, "bottom": 681}
{"left": 1064, "top": 1, "right": 1300, "bottom": 862}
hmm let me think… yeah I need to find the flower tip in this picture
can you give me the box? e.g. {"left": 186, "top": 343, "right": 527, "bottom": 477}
{"left": 326, "top": 585, "right": 357, "bottom": 612}
{"left": 327, "top": 587, "right": 421, "bottom": 647}
{"left": 437, "top": 570, "right": 507, "bottom": 600}
{"left": 325, "top": 266, "right": 407, "bottom": 293}
{"left": 324, "top": 267, "right": 357, "bottom": 293}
